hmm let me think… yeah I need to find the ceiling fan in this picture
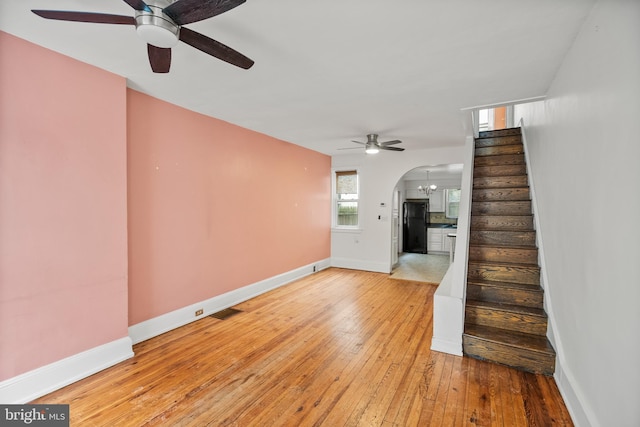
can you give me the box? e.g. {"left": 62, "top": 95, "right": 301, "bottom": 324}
{"left": 31, "top": 0, "right": 254, "bottom": 73}
{"left": 341, "top": 134, "right": 405, "bottom": 154}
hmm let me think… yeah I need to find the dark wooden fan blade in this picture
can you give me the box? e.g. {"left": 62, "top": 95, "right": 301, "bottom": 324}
{"left": 164, "top": 0, "right": 246, "bottom": 25}
{"left": 379, "top": 146, "right": 405, "bottom": 151}
{"left": 379, "top": 140, "right": 402, "bottom": 146}
{"left": 32, "top": 10, "right": 135, "bottom": 25}
{"left": 147, "top": 45, "right": 171, "bottom": 73}
{"left": 179, "top": 27, "right": 254, "bottom": 69}
{"left": 122, "top": 0, "right": 151, "bottom": 12}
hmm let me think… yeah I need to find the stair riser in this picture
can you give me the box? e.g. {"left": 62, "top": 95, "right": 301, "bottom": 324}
{"left": 474, "top": 164, "right": 527, "bottom": 177}
{"left": 475, "top": 144, "right": 524, "bottom": 157}
{"left": 467, "top": 263, "right": 540, "bottom": 285}
{"left": 467, "top": 283, "right": 543, "bottom": 308}
{"left": 475, "top": 135, "right": 522, "bottom": 148}
{"left": 473, "top": 188, "right": 530, "bottom": 202}
{"left": 468, "top": 246, "right": 538, "bottom": 265}
{"left": 479, "top": 128, "right": 522, "bottom": 138}
{"left": 472, "top": 201, "right": 532, "bottom": 216}
{"left": 473, "top": 175, "right": 528, "bottom": 188}
{"left": 474, "top": 153, "right": 525, "bottom": 167}
{"left": 470, "top": 215, "right": 534, "bottom": 231}
{"left": 463, "top": 335, "right": 555, "bottom": 375}
{"left": 465, "top": 306, "right": 547, "bottom": 335}
{"left": 469, "top": 230, "right": 536, "bottom": 247}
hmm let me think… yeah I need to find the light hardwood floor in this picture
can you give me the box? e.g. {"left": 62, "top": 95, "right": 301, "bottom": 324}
{"left": 33, "top": 268, "right": 573, "bottom": 426}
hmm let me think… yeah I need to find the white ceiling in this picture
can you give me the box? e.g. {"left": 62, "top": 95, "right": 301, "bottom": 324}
{"left": 0, "top": 0, "right": 595, "bottom": 156}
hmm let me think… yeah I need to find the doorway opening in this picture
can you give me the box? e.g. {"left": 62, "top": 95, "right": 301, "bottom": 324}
{"left": 478, "top": 106, "right": 512, "bottom": 132}
{"left": 390, "top": 164, "right": 463, "bottom": 284}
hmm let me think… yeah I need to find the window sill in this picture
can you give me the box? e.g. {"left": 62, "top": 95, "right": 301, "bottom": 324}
{"left": 331, "top": 227, "right": 362, "bottom": 234}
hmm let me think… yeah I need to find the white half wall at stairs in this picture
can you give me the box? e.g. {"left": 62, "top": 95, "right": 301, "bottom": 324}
{"left": 430, "top": 135, "right": 475, "bottom": 355}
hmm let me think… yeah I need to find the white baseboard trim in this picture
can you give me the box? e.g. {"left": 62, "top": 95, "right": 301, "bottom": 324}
{"left": 0, "top": 337, "right": 133, "bottom": 404}
{"left": 128, "top": 258, "right": 331, "bottom": 345}
{"left": 554, "top": 358, "right": 596, "bottom": 427}
{"left": 430, "top": 337, "right": 463, "bottom": 356}
{"left": 330, "top": 257, "right": 389, "bottom": 273}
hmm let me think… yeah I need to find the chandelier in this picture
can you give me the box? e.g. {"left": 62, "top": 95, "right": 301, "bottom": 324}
{"left": 417, "top": 171, "right": 437, "bottom": 196}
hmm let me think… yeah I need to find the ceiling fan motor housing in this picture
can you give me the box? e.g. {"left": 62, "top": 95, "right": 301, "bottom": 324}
{"left": 135, "top": 0, "right": 180, "bottom": 48}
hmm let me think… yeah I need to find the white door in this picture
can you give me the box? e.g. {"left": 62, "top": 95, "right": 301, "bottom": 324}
{"left": 391, "top": 190, "right": 400, "bottom": 266}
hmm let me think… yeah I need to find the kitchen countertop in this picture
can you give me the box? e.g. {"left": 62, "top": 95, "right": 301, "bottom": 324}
{"left": 427, "top": 223, "right": 457, "bottom": 229}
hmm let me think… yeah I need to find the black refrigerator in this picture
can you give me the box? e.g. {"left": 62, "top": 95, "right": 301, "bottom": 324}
{"left": 403, "top": 200, "right": 429, "bottom": 253}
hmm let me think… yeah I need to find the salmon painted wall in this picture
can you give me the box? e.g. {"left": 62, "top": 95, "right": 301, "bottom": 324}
{"left": 0, "top": 32, "right": 129, "bottom": 379}
{"left": 127, "top": 90, "right": 331, "bottom": 325}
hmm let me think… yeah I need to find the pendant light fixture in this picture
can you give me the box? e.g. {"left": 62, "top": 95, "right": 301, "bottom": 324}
{"left": 417, "top": 171, "right": 437, "bottom": 196}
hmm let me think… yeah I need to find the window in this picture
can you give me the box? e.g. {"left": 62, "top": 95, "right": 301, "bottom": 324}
{"left": 335, "top": 170, "right": 359, "bottom": 227}
{"left": 445, "top": 189, "right": 461, "bottom": 219}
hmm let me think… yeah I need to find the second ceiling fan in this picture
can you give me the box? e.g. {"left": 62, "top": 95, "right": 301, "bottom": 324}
{"left": 32, "top": 0, "right": 254, "bottom": 73}
{"left": 349, "top": 134, "right": 405, "bottom": 154}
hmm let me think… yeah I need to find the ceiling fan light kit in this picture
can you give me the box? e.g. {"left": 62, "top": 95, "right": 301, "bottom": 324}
{"left": 349, "top": 133, "right": 405, "bottom": 154}
{"left": 365, "top": 142, "right": 380, "bottom": 154}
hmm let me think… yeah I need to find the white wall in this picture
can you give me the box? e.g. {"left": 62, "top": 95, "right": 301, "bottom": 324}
{"left": 514, "top": 1, "right": 640, "bottom": 426}
{"left": 331, "top": 146, "right": 465, "bottom": 272}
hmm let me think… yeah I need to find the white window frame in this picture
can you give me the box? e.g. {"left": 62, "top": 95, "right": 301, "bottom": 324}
{"left": 332, "top": 168, "right": 361, "bottom": 230}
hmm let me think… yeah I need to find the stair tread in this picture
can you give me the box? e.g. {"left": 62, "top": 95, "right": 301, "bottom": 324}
{"left": 474, "top": 143, "right": 523, "bottom": 148}
{"left": 473, "top": 177, "right": 528, "bottom": 180}
{"left": 470, "top": 231, "right": 536, "bottom": 241}
{"left": 469, "top": 243, "right": 538, "bottom": 250}
{"left": 478, "top": 128, "right": 522, "bottom": 137}
{"left": 464, "top": 324, "right": 554, "bottom": 354}
{"left": 467, "top": 279, "right": 543, "bottom": 291}
{"left": 474, "top": 154, "right": 525, "bottom": 167}
{"left": 470, "top": 214, "right": 534, "bottom": 217}
{"left": 466, "top": 299, "right": 546, "bottom": 317}
{"left": 473, "top": 186, "right": 529, "bottom": 190}
{"left": 470, "top": 227, "right": 535, "bottom": 232}
{"left": 468, "top": 260, "right": 540, "bottom": 268}
{"left": 473, "top": 200, "right": 531, "bottom": 204}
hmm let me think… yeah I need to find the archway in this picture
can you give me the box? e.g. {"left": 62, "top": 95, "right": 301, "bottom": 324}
{"left": 389, "top": 163, "right": 463, "bottom": 283}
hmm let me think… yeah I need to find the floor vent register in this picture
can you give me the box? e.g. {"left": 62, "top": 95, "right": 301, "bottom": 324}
{"left": 210, "top": 307, "right": 243, "bottom": 320}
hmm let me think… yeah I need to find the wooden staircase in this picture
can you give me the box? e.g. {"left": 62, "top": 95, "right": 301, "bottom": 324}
{"left": 463, "top": 127, "right": 556, "bottom": 376}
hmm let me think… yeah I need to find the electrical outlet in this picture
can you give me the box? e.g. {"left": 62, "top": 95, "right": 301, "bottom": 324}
{"left": 195, "top": 309, "right": 204, "bottom": 317}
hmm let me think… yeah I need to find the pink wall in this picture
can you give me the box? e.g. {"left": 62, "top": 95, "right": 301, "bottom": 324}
{"left": 127, "top": 90, "right": 331, "bottom": 324}
{"left": 0, "top": 33, "right": 129, "bottom": 379}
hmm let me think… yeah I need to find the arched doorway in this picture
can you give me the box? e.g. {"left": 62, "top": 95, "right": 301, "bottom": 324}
{"left": 389, "top": 164, "right": 463, "bottom": 283}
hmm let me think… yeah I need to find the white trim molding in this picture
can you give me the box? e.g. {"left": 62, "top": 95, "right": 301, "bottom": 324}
{"left": 555, "top": 359, "right": 595, "bottom": 427}
{"left": 330, "top": 257, "right": 390, "bottom": 274}
{"left": 0, "top": 260, "right": 332, "bottom": 403}
{"left": 460, "top": 95, "right": 546, "bottom": 112}
{"left": 0, "top": 337, "right": 133, "bottom": 404}
{"left": 128, "top": 258, "right": 331, "bottom": 345}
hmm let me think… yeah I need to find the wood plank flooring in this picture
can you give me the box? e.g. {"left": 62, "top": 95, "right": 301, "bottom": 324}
{"left": 33, "top": 268, "right": 573, "bottom": 426}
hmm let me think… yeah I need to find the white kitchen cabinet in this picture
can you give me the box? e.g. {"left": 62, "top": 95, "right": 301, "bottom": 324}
{"left": 428, "top": 226, "right": 456, "bottom": 254}
{"left": 429, "top": 190, "right": 445, "bottom": 212}
{"left": 427, "top": 228, "right": 444, "bottom": 252}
